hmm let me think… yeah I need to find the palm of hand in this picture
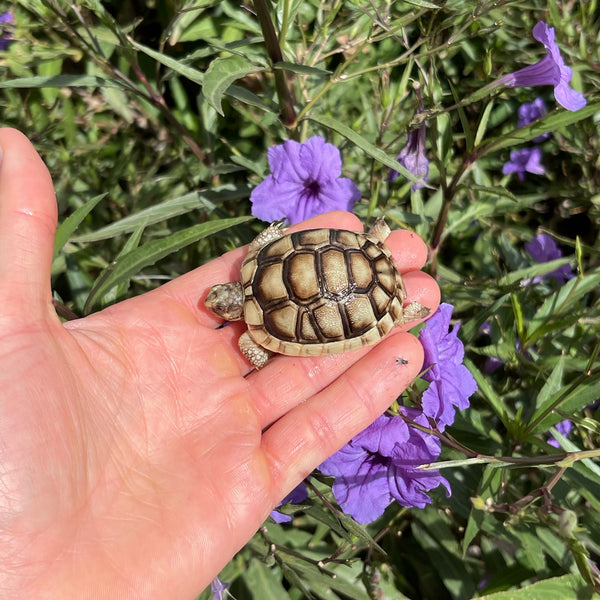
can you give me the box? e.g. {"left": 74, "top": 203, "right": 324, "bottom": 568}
{"left": 0, "top": 128, "right": 439, "bottom": 599}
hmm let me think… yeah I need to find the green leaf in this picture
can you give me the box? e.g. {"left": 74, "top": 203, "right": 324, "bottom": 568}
{"left": 0, "top": 75, "right": 123, "bottom": 89}
{"left": 478, "top": 102, "right": 600, "bottom": 156}
{"left": 53, "top": 193, "right": 106, "bottom": 257}
{"left": 528, "top": 370, "right": 600, "bottom": 434}
{"left": 463, "top": 466, "right": 505, "bottom": 555}
{"left": 533, "top": 355, "right": 565, "bottom": 413}
{"left": 306, "top": 113, "right": 427, "bottom": 188}
{"left": 413, "top": 511, "right": 477, "bottom": 599}
{"left": 73, "top": 186, "right": 251, "bottom": 242}
{"left": 227, "top": 84, "right": 274, "bottom": 112}
{"left": 513, "top": 528, "right": 546, "bottom": 571}
{"left": 403, "top": 0, "right": 442, "bottom": 7}
{"left": 245, "top": 560, "right": 291, "bottom": 600}
{"left": 203, "top": 55, "right": 263, "bottom": 115}
{"left": 102, "top": 224, "right": 146, "bottom": 306}
{"left": 464, "top": 358, "right": 512, "bottom": 423}
{"left": 127, "top": 37, "right": 205, "bottom": 85}
{"left": 273, "top": 61, "right": 331, "bottom": 77}
{"left": 83, "top": 215, "right": 253, "bottom": 314}
{"left": 526, "top": 272, "right": 600, "bottom": 341}
{"left": 478, "top": 574, "right": 599, "bottom": 599}
{"left": 284, "top": 555, "right": 370, "bottom": 600}
{"left": 498, "top": 258, "right": 573, "bottom": 287}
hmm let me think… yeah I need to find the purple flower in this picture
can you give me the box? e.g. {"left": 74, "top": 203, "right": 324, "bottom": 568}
{"left": 548, "top": 419, "right": 573, "bottom": 448}
{"left": 270, "top": 482, "right": 308, "bottom": 523}
{"left": 419, "top": 303, "right": 478, "bottom": 431}
{"left": 525, "top": 233, "right": 574, "bottom": 284}
{"left": 210, "top": 577, "right": 229, "bottom": 600}
{"left": 518, "top": 98, "right": 550, "bottom": 142}
{"left": 500, "top": 22, "right": 586, "bottom": 112}
{"left": 0, "top": 12, "right": 15, "bottom": 51}
{"left": 250, "top": 136, "right": 361, "bottom": 225}
{"left": 387, "top": 123, "right": 429, "bottom": 191}
{"left": 319, "top": 411, "right": 450, "bottom": 523}
{"left": 502, "top": 147, "right": 546, "bottom": 181}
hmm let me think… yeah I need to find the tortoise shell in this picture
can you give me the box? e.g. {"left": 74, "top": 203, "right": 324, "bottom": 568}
{"left": 240, "top": 227, "right": 406, "bottom": 357}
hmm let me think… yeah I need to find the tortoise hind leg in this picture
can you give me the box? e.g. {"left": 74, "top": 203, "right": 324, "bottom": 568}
{"left": 239, "top": 331, "right": 270, "bottom": 368}
{"left": 400, "top": 301, "right": 430, "bottom": 325}
{"left": 368, "top": 217, "right": 391, "bottom": 243}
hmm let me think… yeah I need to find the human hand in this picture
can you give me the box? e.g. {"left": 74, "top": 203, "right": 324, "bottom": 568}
{"left": 0, "top": 128, "right": 440, "bottom": 599}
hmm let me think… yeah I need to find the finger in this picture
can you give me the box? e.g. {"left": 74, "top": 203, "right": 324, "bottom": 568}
{"left": 248, "top": 269, "right": 439, "bottom": 428}
{"left": 0, "top": 128, "right": 57, "bottom": 319}
{"left": 261, "top": 331, "right": 425, "bottom": 502}
{"left": 386, "top": 228, "right": 429, "bottom": 272}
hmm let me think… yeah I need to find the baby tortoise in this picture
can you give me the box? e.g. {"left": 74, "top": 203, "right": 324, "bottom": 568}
{"left": 205, "top": 218, "right": 430, "bottom": 368}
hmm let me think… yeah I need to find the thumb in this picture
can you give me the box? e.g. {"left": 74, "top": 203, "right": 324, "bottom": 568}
{"left": 0, "top": 128, "right": 57, "bottom": 321}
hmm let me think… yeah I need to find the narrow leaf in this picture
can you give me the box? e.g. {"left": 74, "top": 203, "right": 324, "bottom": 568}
{"left": 245, "top": 560, "right": 291, "bottom": 600}
{"left": 83, "top": 216, "right": 253, "bottom": 314}
{"left": 534, "top": 356, "right": 565, "bottom": 413}
{"left": 498, "top": 258, "right": 573, "bottom": 287}
{"left": 479, "top": 102, "right": 599, "bottom": 156}
{"left": 478, "top": 574, "right": 597, "bottom": 599}
{"left": 73, "top": 187, "right": 251, "bottom": 242}
{"left": 307, "top": 113, "right": 426, "bottom": 188}
{"left": 128, "top": 37, "right": 205, "bottom": 85}
{"left": 273, "top": 61, "right": 331, "bottom": 76}
{"left": 0, "top": 75, "right": 123, "bottom": 89}
{"left": 53, "top": 193, "right": 106, "bottom": 257}
{"left": 526, "top": 272, "right": 600, "bottom": 340}
{"left": 203, "top": 55, "right": 263, "bottom": 115}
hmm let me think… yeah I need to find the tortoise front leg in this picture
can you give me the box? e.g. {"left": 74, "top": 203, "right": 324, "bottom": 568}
{"left": 238, "top": 331, "right": 270, "bottom": 368}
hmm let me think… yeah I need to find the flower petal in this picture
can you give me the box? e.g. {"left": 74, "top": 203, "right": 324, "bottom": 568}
{"left": 299, "top": 136, "right": 342, "bottom": 181}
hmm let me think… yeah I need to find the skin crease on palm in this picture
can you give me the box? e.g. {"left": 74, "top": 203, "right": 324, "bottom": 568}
{"left": 0, "top": 127, "right": 440, "bottom": 599}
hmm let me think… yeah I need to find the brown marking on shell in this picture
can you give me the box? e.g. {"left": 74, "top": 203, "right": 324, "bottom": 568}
{"left": 294, "top": 228, "right": 330, "bottom": 248}
{"left": 300, "top": 311, "right": 319, "bottom": 341}
{"left": 267, "top": 305, "right": 298, "bottom": 339}
{"left": 241, "top": 227, "right": 409, "bottom": 356}
{"left": 312, "top": 301, "right": 345, "bottom": 339}
{"left": 262, "top": 234, "right": 294, "bottom": 259}
{"left": 255, "top": 262, "right": 288, "bottom": 303}
{"left": 348, "top": 251, "right": 373, "bottom": 289}
{"left": 344, "top": 296, "right": 377, "bottom": 334}
{"left": 321, "top": 248, "right": 349, "bottom": 296}
{"left": 240, "top": 259, "right": 258, "bottom": 286}
{"left": 243, "top": 297, "right": 263, "bottom": 327}
{"left": 374, "top": 256, "right": 397, "bottom": 294}
{"left": 286, "top": 252, "right": 319, "bottom": 302}
{"left": 334, "top": 229, "right": 362, "bottom": 248}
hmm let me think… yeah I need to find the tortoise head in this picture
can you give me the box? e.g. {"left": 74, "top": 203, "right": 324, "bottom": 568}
{"left": 204, "top": 282, "right": 244, "bottom": 321}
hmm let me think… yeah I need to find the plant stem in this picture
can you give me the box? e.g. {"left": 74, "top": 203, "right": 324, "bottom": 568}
{"left": 428, "top": 154, "right": 473, "bottom": 275}
{"left": 253, "top": 0, "right": 297, "bottom": 127}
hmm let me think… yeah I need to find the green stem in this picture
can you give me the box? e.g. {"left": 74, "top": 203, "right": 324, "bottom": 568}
{"left": 279, "top": 0, "right": 291, "bottom": 51}
{"left": 419, "top": 448, "right": 600, "bottom": 471}
{"left": 253, "top": 0, "right": 297, "bottom": 127}
{"left": 428, "top": 153, "right": 475, "bottom": 274}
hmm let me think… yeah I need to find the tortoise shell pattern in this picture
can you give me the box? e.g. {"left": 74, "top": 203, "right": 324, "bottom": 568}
{"left": 240, "top": 228, "right": 405, "bottom": 356}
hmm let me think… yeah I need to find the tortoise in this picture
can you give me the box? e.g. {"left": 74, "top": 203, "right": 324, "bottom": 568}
{"left": 204, "top": 218, "right": 430, "bottom": 368}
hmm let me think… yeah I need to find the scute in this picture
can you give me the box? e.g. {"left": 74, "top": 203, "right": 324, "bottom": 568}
{"left": 241, "top": 226, "right": 405, "bottom": 354}
{"left": 285, "top": 252, "right": 319, "bottom": 302}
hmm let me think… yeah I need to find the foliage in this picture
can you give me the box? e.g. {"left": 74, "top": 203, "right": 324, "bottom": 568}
{"left": 1, "top": 0, "right": 599, "bottom": 598}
